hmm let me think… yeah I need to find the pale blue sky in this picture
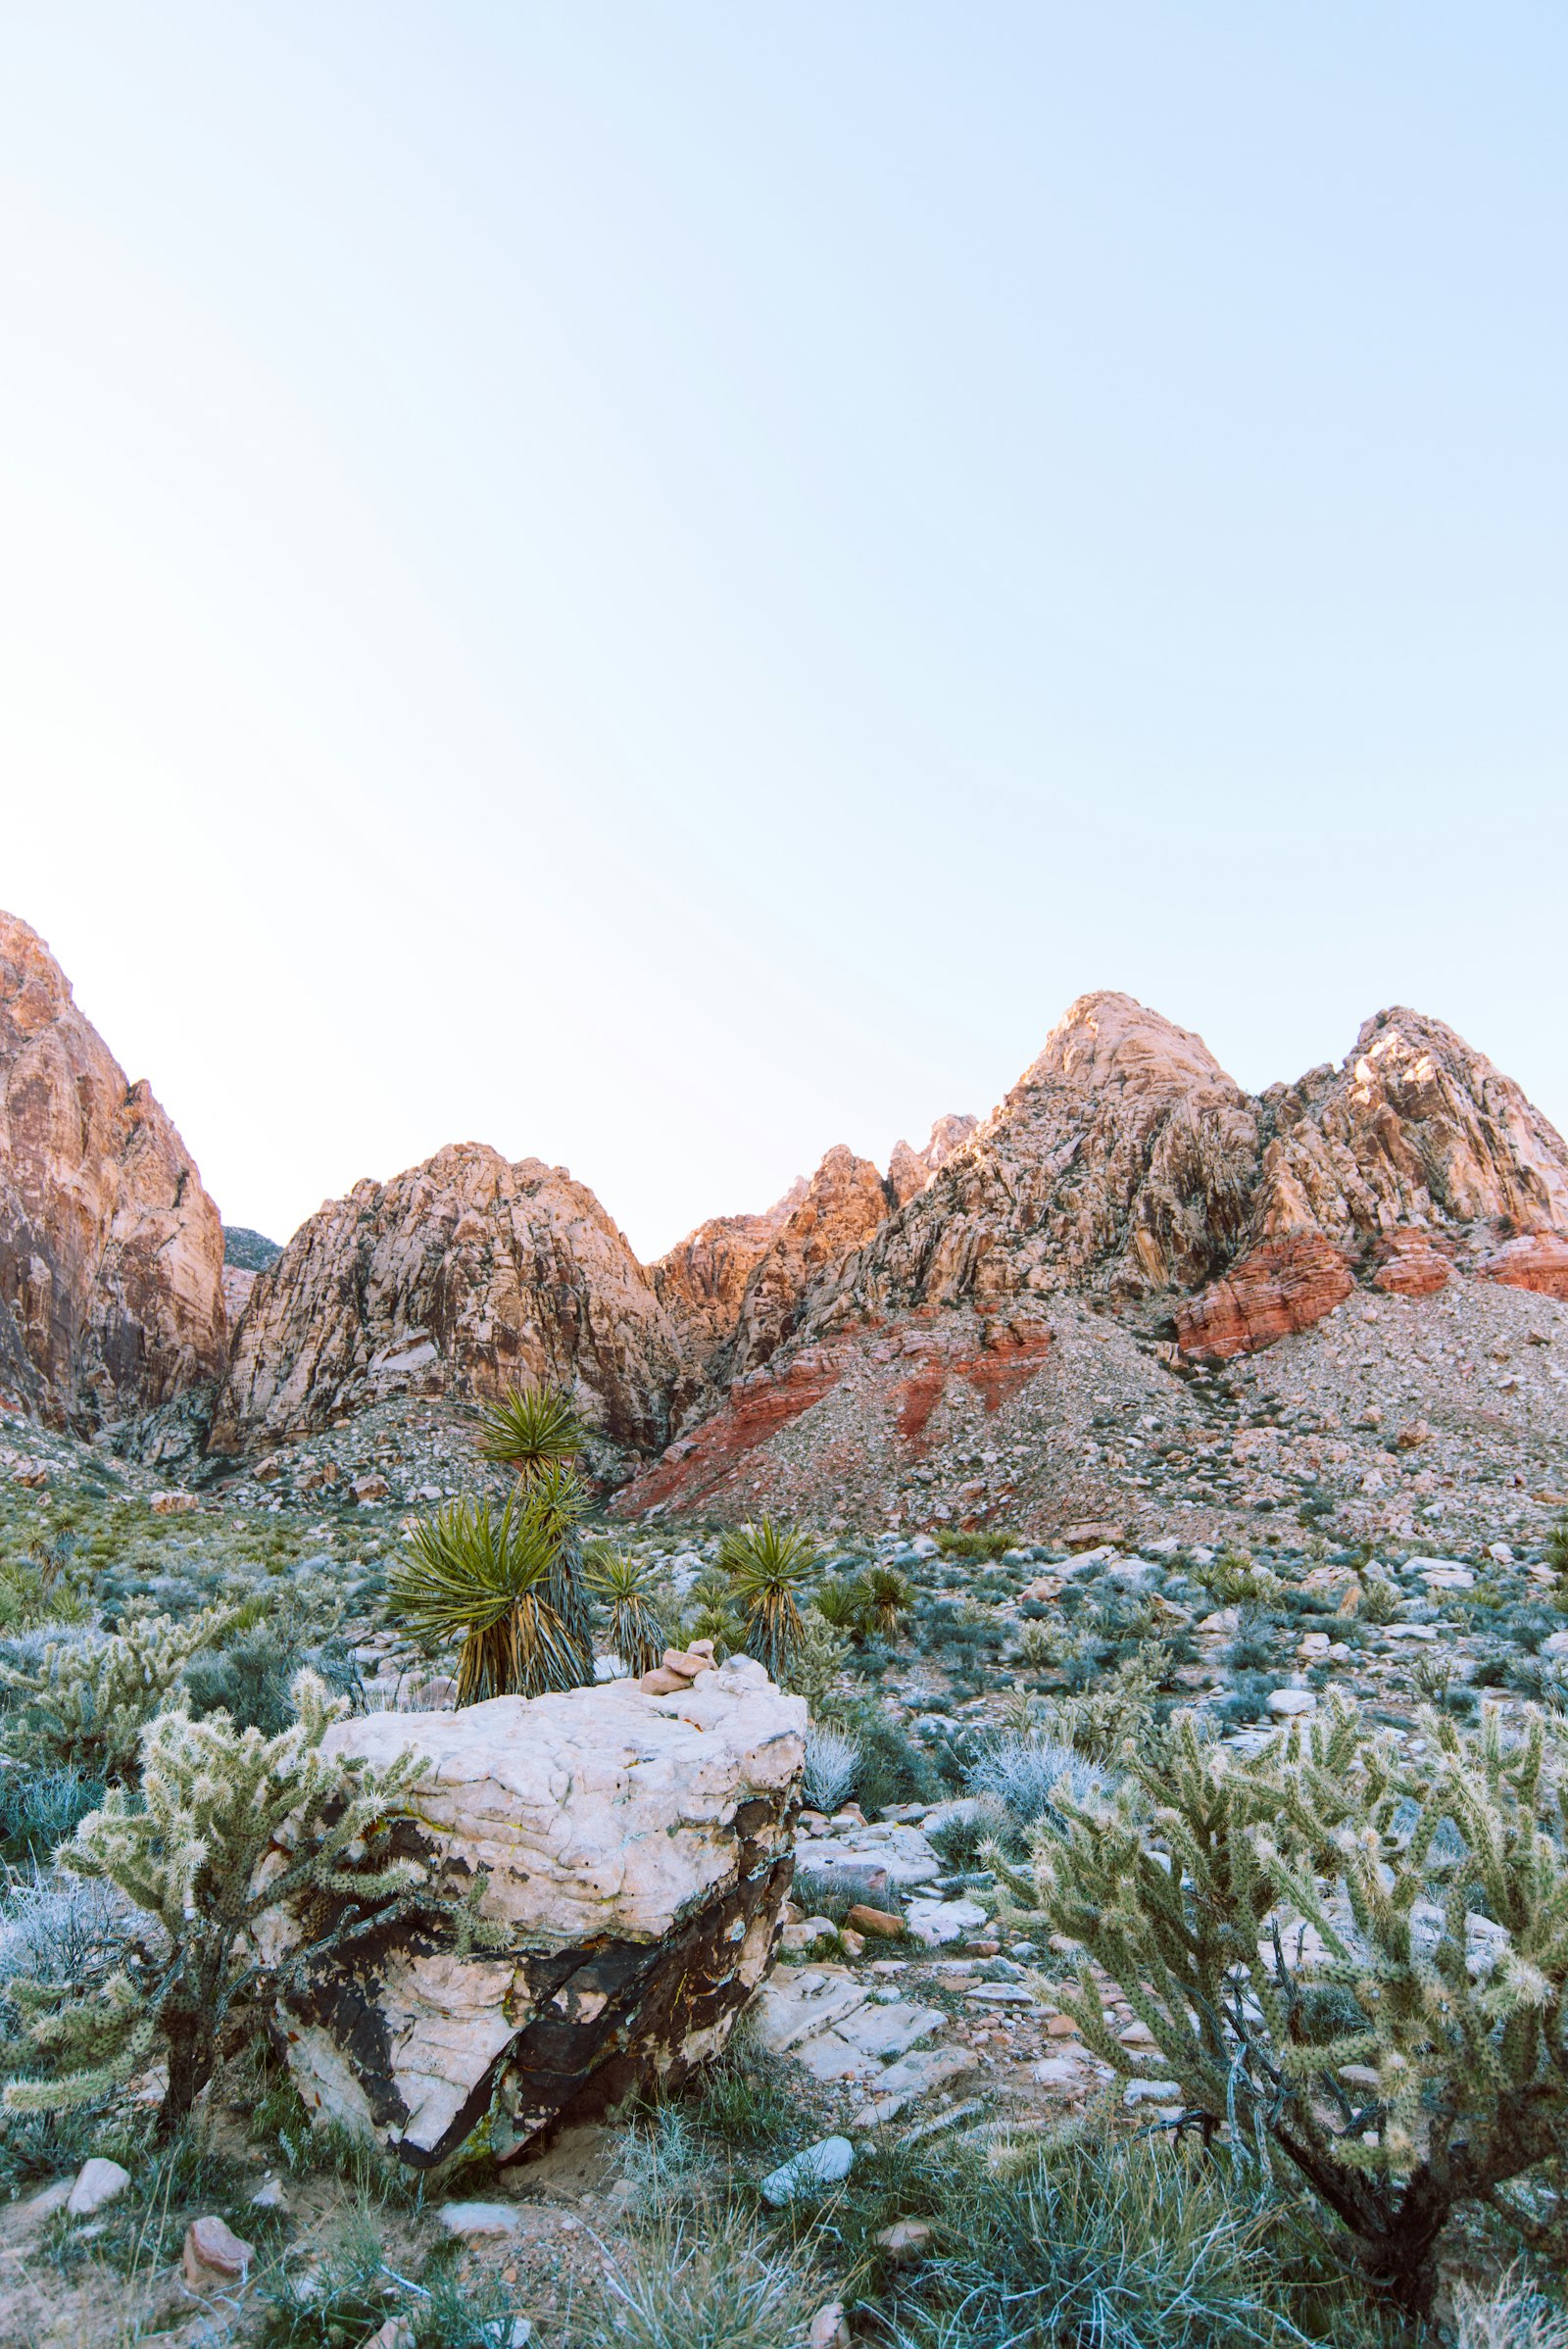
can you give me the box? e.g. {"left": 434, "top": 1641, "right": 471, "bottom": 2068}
{"left": 5, "top": 5, "right": 1565, "bottom": 1257}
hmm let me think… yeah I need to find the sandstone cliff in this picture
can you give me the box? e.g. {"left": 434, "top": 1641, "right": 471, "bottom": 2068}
{"left": 0, "top": 912, "right": 226, "bottom": 1428}
{"left": 211, "top": 1143, "right": 701, "bottom": 1471}
{"left": 652, "top": 1179, "right": 807, "bottom": 1369}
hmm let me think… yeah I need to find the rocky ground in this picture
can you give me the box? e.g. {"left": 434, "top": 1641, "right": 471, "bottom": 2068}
{"left": 0, "top": 1372, "right": 1563, "bottom": 2343}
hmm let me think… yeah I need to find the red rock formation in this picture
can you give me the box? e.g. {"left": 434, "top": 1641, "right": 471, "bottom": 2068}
{"left": 0, "top": 912, "right": 225, "bottom": 1428}
{"left": 211, "top": 1144, "right": 699, "bottom": 1470}
{"left": 1173, "top": 1235, "right": 1356, "bottom": 1362}
{"left": 1477, "top": 1233, "right": 1568, "bottom": 1302}
{"left": 1370, "top": 1230, "right": 1454, "bottom": 1297}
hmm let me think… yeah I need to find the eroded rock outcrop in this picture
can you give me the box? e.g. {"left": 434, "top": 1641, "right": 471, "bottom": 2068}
{"left": 1175, "top": 1008, "right": 1568, "bottom": 1355}
{"left": 719, "top": 1146, "right": 896, "bottom": 1382}
{"left": 652, "top": 1178, "right": 807, "bottom": 1369}
{"left": 212, "top": 1145, "right": 700, "bottom": 1471}
{"left": 887, "top": 1114, "right": 978, "bottom": 1206}
{"left": 260, "top": 1659, "right": 805, "bottom": 2166}
{"left": 0, "top": 912, "right": 225, "bottom": 1427}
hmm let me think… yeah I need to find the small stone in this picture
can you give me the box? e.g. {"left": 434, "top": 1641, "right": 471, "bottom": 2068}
{"left": 760, "top": 2134, "right": 855, "bottom": 2207}
{"left": 809, "top": 2304, "right": 853, "bottom": 2349}
{"left": 68, "top": 2157, "right": 130, "bottom": 2217}
{"left": 838, "top": 1928, "right": 866, "bottom": 1959}
{"left": 182, "top": 2213, "right": 257, "bottom": 2287}
{"left": 875, "top": 2218, "right": 932, "bottom": 2263}
{"left": 846, "top": 1903, "right": 903, "bottom": 1939}
{"left": 359, "top": 2321, "right": 416, "bottom": 2349}
{"left": 351, "top": 1474, "right": 390, "bottom": 1503}
{"left": 1267, "top": 1688, "right": 1316, "bottom": 1716}
{"left": 250, "top": 2177, "right": 288, "bottom": 2209}
{"left": 150, "top": 1491, "right": 199, "bottom": 1515}
{"left": 438, "top": 2200, "right": 519, "bottom": 2239}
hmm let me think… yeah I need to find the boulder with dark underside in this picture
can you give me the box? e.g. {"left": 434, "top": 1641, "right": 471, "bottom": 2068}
{"left": 256, "top": 1658, "right": 806, "bottom": 2167}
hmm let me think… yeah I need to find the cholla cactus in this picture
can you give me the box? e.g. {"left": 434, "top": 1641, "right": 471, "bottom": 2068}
{"left": 2, "top": 1671, "right": 456, "bottom": 2138}
{"left": 0, "top": 1605, "right": 238, "bottom": 1782}
{"left": 1034, "top": 1694, "right": 1568, "bottom": 2313}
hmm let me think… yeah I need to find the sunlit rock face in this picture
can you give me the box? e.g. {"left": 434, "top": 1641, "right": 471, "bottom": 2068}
{"left": 0, "top": 910, "right": 225, "bottom": 1428}
{"left": 210, "top": 1142, "right": 704, "bottom": 1473}
{"left": 258, "top": 1659, "right": 806, "bottom": 2167}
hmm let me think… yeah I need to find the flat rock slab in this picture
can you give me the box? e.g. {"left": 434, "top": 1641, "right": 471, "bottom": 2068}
{"left": 905, "top": 1897, "right": 988, "bottom": 1947}
{"left": 261, "top": 1660, "right": 806, "bottom": 2166}
{"left": 760, "top": 2134, "right": 854, "bottom": 2206}
{"left": 835, "top": 1999, "right": 945, "bottom": 2063}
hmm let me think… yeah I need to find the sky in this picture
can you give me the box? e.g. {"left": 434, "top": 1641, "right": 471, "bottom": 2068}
{"left": 4, "top": 5, "right": 1565, "bottom": 1261}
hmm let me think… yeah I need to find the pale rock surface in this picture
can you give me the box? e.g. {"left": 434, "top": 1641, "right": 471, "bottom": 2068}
{"left": 66, "top": 2157, "right": 129, "bottom": 2216}
{"left": 260, "top": 1658, "right": 805, "bottom": 2167}
{"left": 0, "top": 911, "right": 225, "bottom": 1428}
{"left": 887, "top": 1114, "right": 979, "bottom": 1206}
{"left": 212, "top": 1142, "right": 702, "bottom": 1471}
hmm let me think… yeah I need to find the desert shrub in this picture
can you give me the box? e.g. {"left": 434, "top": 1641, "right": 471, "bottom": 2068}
{"left": 0, "top": 1763, "right": 102, "bottom": 1859}
{"left": 3, "top": 1672, "right": 440, "bottom": 2138}
{"left": 927, "top": 1793, "right": 1019, "bottom": 1871}
{"left": 1033, "top": 1694, "right": 1568, "bottom": 2312}
{"left": 1452, "top": 2264, "right": 1568, "bottom": 2349}
{"left": 1197, "top": 1548, "right": 1288, "bottom": 1608}
{"left": 781, "top": 1610, "right": 853, "bottom": 1713}
{"left": 852, "top": 2133, "right": 1333, "bottom": 2349}
{"left": 0, "top": 1606, "right": 237, "bottom": 1783}
{"left": 802, "top": 1723, "right": 860, "bottom": 1813}
{"left": 259, "top": 2205, "right": 400, "bottom": 2347}
{"left": 937, "top": 1529, "right": 1020, "bottom": 1561}
{"left": 587, "top": 2207, "right": 817, "bottom": 2349}
{"left": 967, "top": 1733, "right": 1111, "bottom": 1829}
{"left": 1544, "top": 1514, "right": 1568, "bottom": 1577}
{"left": 846, "top": 1705, "right": 943, "bottom": 1811}
{"left": 182, "top": 1610, "right": 358, "bottom": 1736}
{"left": 1354, "top": 1575, "right": 1406, "bottom": 1628}
{"left": 1227, "top": 1607, "right": 1282, "bottom": 1671}
{"left": 792, "top": 1864, "right": 899, "bottom": 1926}
{"left": 1039, "top": 1643, "right": 1171, "bottom": 1763}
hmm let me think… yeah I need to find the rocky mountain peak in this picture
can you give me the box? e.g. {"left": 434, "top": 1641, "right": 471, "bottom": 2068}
{"left": 0, "top": 910, "right": 226, "bottom": 1429}
{"left": 1010, "top": 988, "right": 1235, "bottom": 1103}
{"left": 212, "top": 1141, "right": 701, "bottom": 1472}
{"left": 888, "top": 1113, "right": 978, "bottom": 1205}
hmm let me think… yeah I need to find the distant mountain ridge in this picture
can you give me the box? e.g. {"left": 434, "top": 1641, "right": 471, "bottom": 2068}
{"left": 2, "top": 909, "right": 1565, "bottom": 1521}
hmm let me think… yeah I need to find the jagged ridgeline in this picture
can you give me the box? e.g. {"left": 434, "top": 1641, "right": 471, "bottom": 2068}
{"left": 2, "top": 909, "right": 1565, "bottom": 1550}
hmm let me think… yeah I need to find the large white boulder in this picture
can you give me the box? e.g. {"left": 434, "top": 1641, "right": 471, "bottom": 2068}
{"left": 260, "top": 1657, "right": 805, "bottom": 2167}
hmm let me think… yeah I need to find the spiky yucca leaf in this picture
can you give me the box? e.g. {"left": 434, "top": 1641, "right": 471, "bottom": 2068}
{"left": 717, "top": 1519, "right": 818, "bottom": 1685}
{"left": 474, "top": 1384, "right": 585, "bottom": 1478}
{"left": 584, "top": 1546, "right": 666, "bottom": 1679}
{"left": 388, "top": 1493, "right": 586, "bottom": 1704}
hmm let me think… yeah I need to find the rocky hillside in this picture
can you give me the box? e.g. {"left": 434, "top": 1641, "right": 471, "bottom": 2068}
{"left": 0, "top": 913, "right": 225, "bottom": 1430}
{"left": 612, "top": 994, "right": 1568, "bottom": 1541}
{"left": 3, "top": 909, "right": 1564, "bottom": 1552}
{"left": 210, "top": 1144, "right": 711, "bottom": 1476}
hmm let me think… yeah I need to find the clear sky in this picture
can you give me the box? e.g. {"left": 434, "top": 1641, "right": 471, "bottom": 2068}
{"left": 4, "top": 5, "right": 1565, "bottom": 1260}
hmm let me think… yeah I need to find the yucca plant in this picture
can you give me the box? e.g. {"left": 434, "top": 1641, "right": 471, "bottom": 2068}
{"left": 813, "top": 1577, "right": 866, "bottom": 1639}
{"left": 388, "top": 1493, "right": 588, "bottom": 1704}
{"left": 467, "top": 1383, "right": 595, "bottom": 1688}
{"left": 856, "top": 1564, "right": 913, "bottom": 1639}
{"left": 474, "top": 1383, "right": 586, "bottom": 1476}
{"left": 717, "top": 1519, "right": 819, "bottom": 1686}
{"left": 585, "top": 1546, "right": 666, "bottom": 1678}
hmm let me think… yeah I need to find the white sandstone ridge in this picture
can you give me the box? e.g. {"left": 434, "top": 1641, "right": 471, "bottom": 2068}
{"left": 258, "top": 1658, "right": 806, "bottom": 2167}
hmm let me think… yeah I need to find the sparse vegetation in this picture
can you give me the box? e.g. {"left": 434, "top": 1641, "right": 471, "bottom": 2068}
{"left": 717, "top": 1518, "right": 819, "bottom": 1683}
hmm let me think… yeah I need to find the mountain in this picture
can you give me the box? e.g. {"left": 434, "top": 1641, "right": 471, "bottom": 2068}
{"left": 0, "top": 912, "right": 226, "bottom": 1429}
{"left": 610, "top": 993, "right": 1568, "bottom": 1529}
{"left": 3, "top": 906, "right": 1563, "bottom": 1556}
{"left": 209, "top": 1143, "right": 705, "bottom": 1478}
